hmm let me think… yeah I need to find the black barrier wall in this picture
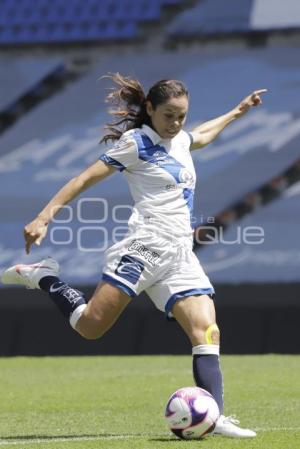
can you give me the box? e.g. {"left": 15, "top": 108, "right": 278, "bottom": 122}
{"left": 0, "top": 284, "right": 299, "bottom": 356}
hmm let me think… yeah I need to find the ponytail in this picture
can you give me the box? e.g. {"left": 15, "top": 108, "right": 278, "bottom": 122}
{"left": 100, "top": 73, "right": 149, "bottom": 144}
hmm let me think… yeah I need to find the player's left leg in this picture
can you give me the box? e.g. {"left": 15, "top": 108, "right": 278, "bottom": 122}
{"left": 172, "top": 295, "right": 256, "bottom": 438}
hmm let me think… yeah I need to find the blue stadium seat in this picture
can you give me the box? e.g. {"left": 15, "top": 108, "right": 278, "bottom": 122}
{"left": 0, "top": 0, "right": 155, "bottom": 43}
{"left": 0, "top": 0, "right": 191, "bottom": 44}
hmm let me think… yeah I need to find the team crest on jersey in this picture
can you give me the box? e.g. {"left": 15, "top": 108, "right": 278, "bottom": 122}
{"left": 128, "top": 240, "right": 160, "bottom": 267}
{"left": 179, "top": 168, "right": 195, "bottom": 187}
{"left": 115, "top": 255, "right": 144, "bottom": 284}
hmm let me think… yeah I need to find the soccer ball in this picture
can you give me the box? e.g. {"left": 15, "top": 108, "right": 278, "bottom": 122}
{"left": 165, "top": 387, "right": 219, "bottom": 439}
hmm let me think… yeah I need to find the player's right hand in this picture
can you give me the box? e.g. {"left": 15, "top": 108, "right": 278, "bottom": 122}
{"left": 24, "top": 217, "right": 49, "bottom": 254}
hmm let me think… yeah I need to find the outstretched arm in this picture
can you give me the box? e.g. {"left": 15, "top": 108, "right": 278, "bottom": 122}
{"left": 24, "top": 160, "right": 116, "bottom": 254}
{"left": 190, "top": 89, "right": 267, "bottom": 151}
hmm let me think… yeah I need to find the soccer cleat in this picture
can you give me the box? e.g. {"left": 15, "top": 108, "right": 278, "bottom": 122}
{"left": 213, "top": 415, "right": 257, "bottom": 438}
{"left": 1, "top": 257, "right": 59, "bottom": 290}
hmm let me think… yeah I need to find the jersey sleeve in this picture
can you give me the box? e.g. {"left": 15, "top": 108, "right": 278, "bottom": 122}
{"left": 187, "top": 131, "right": 194, "bottom": 147}
{"left": 99, "top": 134, "right": 138, "bottom": 171}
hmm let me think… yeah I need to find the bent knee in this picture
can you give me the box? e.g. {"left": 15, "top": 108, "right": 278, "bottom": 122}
{"left": 76, "top": 327, "right": 105, "bottom": 340}
{"left": 75, "top": 315, "right": 106, "bottom": 340}
{"left": 191, "top": 323, "right": 220, "bottom": 346}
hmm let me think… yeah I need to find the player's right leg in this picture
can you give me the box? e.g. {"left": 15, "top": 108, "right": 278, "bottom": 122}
{"left": 1, "top": 257, "right": 131, "bottom": 339}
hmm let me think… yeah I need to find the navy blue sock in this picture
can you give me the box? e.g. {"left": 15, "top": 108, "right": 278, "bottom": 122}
{"left": 39, "top": 276, "right": 60, "bottom": 291}
{"left": 193, "top": 354, "right": 224, "bottom": 414}
{"left": 39, "top": 276, "right": 87, "bottom": 320}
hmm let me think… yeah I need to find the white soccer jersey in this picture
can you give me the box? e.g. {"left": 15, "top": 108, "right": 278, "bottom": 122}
{"left": 99, "top": 124, "right": 215, "bottom": 313}
{"left": 99, "top": 124, "right": 196, "bottom": 240}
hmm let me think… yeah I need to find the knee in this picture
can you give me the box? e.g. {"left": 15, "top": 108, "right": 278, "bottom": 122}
{"left": 191, "top": 323, "right": 220, "bottom": 346}
{"left": 205, "top": 323, "right": 220, "bottom": 345}
{"left": 77, "top": 327, "right": 105, "bottom": 340}
{"left": 74, "top": 315, "right": 106, "bottom": 340}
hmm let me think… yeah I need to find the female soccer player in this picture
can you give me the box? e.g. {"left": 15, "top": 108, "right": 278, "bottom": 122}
{"left": 2, "top": 74, "right": 266, "bottom": 438}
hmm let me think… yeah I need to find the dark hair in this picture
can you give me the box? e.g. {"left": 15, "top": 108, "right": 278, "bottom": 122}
{"left": 100, "top": 73, "right": 188, "bottom": 144}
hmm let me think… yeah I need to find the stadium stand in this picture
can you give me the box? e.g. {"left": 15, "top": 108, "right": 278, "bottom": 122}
{"left": 0, "top": 57, "right": 63, "bottom": 111}
{"left": 196, "top": 180, "right": 300, "bottom": 283}
{"left": 0, "top": 43, "right": 299, "bottom": 285}
{"left": 186, "top": 44, "right": 300, "bottom": 218}
{"left": 251, "top": 0, "right": 300, "bottom": 30}
{"left": 0, "top": 0, "right": 184, "bottom": 44}
{"left": 167, "top": 0, "right": 253, "bottom": 36}
{"left": 194, "top": 156, "right": 300, "bottom": 246}
{"left": 0, "top": 57, "right": 82, "bottom": 134}
{"left": 166, "top": 0, "right": 300, "bottom": 39}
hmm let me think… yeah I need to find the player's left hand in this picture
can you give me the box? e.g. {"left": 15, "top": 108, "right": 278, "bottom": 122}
{"left": 235, "top": 89, "right": 268, "bottom": 117}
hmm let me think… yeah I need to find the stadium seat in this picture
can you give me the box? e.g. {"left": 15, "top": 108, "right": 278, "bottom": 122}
{"left": 0, "top": 0, "right": 183, "bottom": 44}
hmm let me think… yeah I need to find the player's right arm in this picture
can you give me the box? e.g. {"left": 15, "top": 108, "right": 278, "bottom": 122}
{"left": 24, "top": 160, "right": 116, "bottom": 254}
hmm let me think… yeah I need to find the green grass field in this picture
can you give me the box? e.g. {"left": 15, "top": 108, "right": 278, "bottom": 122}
{"left": 0, "top": 355, "right": 299, "bottom": 449}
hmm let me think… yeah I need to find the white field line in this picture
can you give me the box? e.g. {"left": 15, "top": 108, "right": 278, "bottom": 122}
{"left": 0, "top": 428, "right": 300, "bottom": 446}
{"left": 0, "top": 433, "right": 165, "bottom": 446}
{"left": 254, "top": 427, "right": 300, "bottom": 431}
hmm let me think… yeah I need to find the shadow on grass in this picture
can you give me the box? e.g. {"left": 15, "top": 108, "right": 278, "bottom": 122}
{"left": 149, "top": 438, "right": 194, "bottom": 443}
{"left": 1, "top": 433, "right": 186, "bottom": 442}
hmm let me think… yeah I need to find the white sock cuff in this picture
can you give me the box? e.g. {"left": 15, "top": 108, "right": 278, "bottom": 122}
{"left": 69, "top": 304, "right": 87, "bottom": 329}
{"left": 192, "top": 344, "right": 220, "bottom": 356}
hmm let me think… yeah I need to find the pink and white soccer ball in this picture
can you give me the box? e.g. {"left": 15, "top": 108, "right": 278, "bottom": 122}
{"left": 165, "top": 387, "right": 219, "bottom": 439}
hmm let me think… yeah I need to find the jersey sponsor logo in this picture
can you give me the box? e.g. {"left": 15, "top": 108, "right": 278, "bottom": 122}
{"left": 128, "top": 240, "right": 160, "bottom": 267}
{"left": 156, "top": 159, "right": 176, "bottom": 167}
{"left": 150, "top": 151, "right": 171, "bottom": 167}
{"left": 115, "top": 255, "right": 144, "bottom": 285}
{"left": 153, "top": 151, "right": 168, "bottom": 160}
{"left": 165, "top": 184, "right": 178, "bottom": 191}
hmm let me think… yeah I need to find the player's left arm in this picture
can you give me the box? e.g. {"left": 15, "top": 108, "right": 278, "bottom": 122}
{"left": 189, "top": 89, "right": 267, "bottom": 151}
